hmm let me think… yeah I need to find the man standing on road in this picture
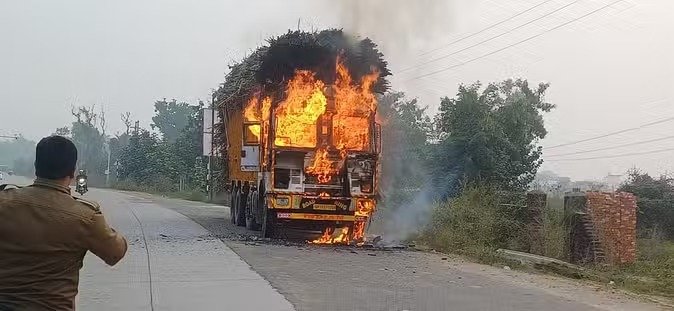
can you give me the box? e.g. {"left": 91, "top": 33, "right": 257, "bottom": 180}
{"left": 0, "top": 135, "right": 128, "bottom": 311}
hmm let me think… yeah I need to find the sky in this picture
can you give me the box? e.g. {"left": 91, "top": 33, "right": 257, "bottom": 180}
{"left": 1, "top": 0, "right": 672, "bottom": 181}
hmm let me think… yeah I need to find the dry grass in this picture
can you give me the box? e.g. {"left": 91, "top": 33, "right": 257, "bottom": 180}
{"left": 420, "top": 186, "right": 528, "bottom": 263}
{"left": 597, "top": 239, "right": 674, "bottom": 297}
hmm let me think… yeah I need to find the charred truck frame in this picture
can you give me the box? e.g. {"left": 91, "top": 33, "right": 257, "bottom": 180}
{"left": 215, "top": 30, "right": 390, "bottom": 242}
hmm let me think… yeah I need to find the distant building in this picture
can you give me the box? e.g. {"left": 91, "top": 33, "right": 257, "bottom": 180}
{"left": 604, "top": 173, "right": 624, "bottom": 191}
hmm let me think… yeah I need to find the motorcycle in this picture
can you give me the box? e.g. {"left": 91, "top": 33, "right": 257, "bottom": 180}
{"left": 76, "top": 177, "right": 88, "bottom": 195}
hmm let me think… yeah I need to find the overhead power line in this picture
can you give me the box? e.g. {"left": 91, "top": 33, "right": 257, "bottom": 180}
{"left": 546, "top": 115, "right": 674, "bottom": 150}
{"left": 545, "top": 135, "right": 674, "bottom": 157}
{"left": 416, "top": 0, "right": 557, "bottom": 58}
{"left": 545, "top": 147, "right": 674, "bottom": 162}
{"left": 399, "top": 0, "right": 580, "bottom": 73}
{"left": 406, "top": 0, "right": 622, "bottom": 81}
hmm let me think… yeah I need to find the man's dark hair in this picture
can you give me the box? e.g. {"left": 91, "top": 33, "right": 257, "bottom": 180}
{"left": 35, "top": 136, "right": 78, "bottom": 179}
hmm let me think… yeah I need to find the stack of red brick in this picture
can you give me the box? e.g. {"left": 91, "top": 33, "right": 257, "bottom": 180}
{"left": 585, "top": 192, "right": 637, "bottom": 264}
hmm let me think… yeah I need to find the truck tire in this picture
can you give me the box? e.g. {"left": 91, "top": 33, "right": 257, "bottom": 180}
{"left": 261, "top": 192, "right": 275, "bottom": 238}
{"left": 229, "top": 190, "right": 236, "bottom": 224}
{"left": 235, "top": 189, "right": 247, "bottom": 227}
{"left": 246, "top": 191, "right": 260, "bottom": 230}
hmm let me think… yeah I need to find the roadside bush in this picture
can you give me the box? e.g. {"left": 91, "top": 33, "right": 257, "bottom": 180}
{"left": 167, "top": 190, "right": 207, "bottom": 202}
{"left": 541, "top": 196, "right": 570, "bottom": 260}
{"left": 421, "top": 186, "right": 528, "bottom": 261}
{"left": 112, "top": 176, "right": 176, "bottom": 194}
{"left": 113, "top": 179, "right": 207, "bottom": 202}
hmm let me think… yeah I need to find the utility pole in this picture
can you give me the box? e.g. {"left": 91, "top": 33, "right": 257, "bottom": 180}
{"left": 104, "top": 141, "right": 111, "bottom": 187}
{"left": 207, "top": 93, "right": 216, "bottom": 202}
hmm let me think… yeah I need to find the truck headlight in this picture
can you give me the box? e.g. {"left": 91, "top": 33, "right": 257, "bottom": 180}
{"left": 274, "top": 196, "right": 290, "bottom": 207}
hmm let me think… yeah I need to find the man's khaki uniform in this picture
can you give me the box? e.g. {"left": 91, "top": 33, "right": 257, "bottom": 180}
{"left": 0, "top": 178, "right": 127, "bottom": 310}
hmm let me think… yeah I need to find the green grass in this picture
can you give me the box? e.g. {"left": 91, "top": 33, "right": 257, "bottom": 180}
{"left": 165, "top": 190, "right": 208, "bottom": 202}
{"left": 112, "top": 180, "right": 209, "bottom": 203}
{"left": 598, "top": 240, "right": 674, "bottom": 297}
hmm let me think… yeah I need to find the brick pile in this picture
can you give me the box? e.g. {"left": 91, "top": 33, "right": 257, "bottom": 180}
{"left": 585, "top": 192, "right": 637, "bottom": 264}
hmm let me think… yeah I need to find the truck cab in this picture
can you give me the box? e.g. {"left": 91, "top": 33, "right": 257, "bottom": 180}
{"left": 223, "top": 83, "right": 381, "bottom": 243}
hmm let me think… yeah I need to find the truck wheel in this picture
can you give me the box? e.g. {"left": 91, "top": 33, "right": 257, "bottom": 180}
{"left": 261, "top": 195, "right": 275, "bottom": 238}
{"left": 235, "top": 190, "right": 247, "bottom": 227}
{"left": 246, "top": 191, "right": 260, "bottom": 230}
{"left": 229, "top": 190, "right": 237, "bottom": 224}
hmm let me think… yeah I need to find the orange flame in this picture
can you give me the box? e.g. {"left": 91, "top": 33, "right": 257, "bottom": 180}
{"left": 261, "top": 96, "right": 272, "bottom": 122}
{"left": 333, "top": 56, "right": 379, "bottom": 151}
{"left": 353, "top": 221, "right": 366, "bottom": 244}
{"left": 244, "top": 95, "right": 260, "bottom": 121}
{"left": 311, "top": 200, "right": 376, "bottom": 245}
{"left": 306, "top": 148, "right": 340, "bottom": 183}
{"left": 355, "top": 199, "right": 376, "bottom": 217}
{"left": 353, "top": 200, "right": 376, "bottom": 242}
{"left": 244, "top": 96, "right": 262, "bottom": 139}
{"left": 310, "top": 227, "right": 350, "bottom": 244}
{"left": 243, "top": 94, "right": 272, "bottom": 141}
{"left": 269, "top": 56, "right": 379, "bottom": 184}
{"left": 274, "top": 70, "right": 326, "bottom": 148}
{"left": 318, "top": 192, "right": 330, "bottom": 198}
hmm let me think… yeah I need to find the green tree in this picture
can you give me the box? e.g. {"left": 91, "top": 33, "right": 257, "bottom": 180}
{"left": 117, "top": 101, "right": 203, "bottom": 192}
{"left": 151, "top": 99, "right": 195, "bottom": 143}
{"left": 69, "top": 106, "right": 106, "bottom": 176}
{"left": 117, "top": 129, "right": 177, "bottom": 190}
{"left": 619, "top": 169, "right": 674, "bottom": 239}
{"left": 1, "top": 136, "right": 36, "bottom": 176}
{"left": 435, "top": 79, "right": 554, "bottom": 193}
{"left": 172, "top": 102, "right": 204, "bottom": 186}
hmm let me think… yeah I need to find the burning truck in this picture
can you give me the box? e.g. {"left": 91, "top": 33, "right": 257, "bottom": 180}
{"left": 215, "top": 30, "right": 390, "bottom": 244}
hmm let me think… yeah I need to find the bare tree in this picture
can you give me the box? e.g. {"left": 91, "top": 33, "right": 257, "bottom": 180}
{"left": 71, "top": 105, "right": 97, "bottom": 127}
{"left": 99, "top": 106, "right": 107, "bottom": 138}
{"left": 53, "top": 127, "right": 71, "bottom": 137}
{"left": 121, "top": 112, "right": 133, "bottom": 135}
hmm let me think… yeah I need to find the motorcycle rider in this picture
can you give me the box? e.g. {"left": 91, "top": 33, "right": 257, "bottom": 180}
{"left": 76, "top": 169, "right": 88, "bottom": 193}
{"left": 0, "top": 135, "right": 127, "bottom": 310}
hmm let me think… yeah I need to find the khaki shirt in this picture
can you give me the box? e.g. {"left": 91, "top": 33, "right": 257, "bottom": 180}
{"left": 0, "top": 178, "right": 127, "bottom": 311}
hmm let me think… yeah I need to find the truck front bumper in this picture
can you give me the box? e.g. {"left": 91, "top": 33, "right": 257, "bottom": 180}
{"left": 275, "top": 212, "right": 366, "bottom": 222}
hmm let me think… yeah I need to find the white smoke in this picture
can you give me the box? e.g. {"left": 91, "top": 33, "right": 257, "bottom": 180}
{"left": 336, "top": 0, "right": 456, "bottom": 69}
{"left": 332, "top": 1, "right": 457, "bottom": 242}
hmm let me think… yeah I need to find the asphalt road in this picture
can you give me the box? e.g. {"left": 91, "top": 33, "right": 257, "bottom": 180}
{"left": 2, "top": 176, "right": 293, "bottom": 311}
{"left": 1, "top": 176, "right": 664, "bottom": 310}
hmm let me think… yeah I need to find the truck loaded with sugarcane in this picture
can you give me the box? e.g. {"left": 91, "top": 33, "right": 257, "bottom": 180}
{"left": 214, "top": 30, "right": 390, "bottom": 243}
